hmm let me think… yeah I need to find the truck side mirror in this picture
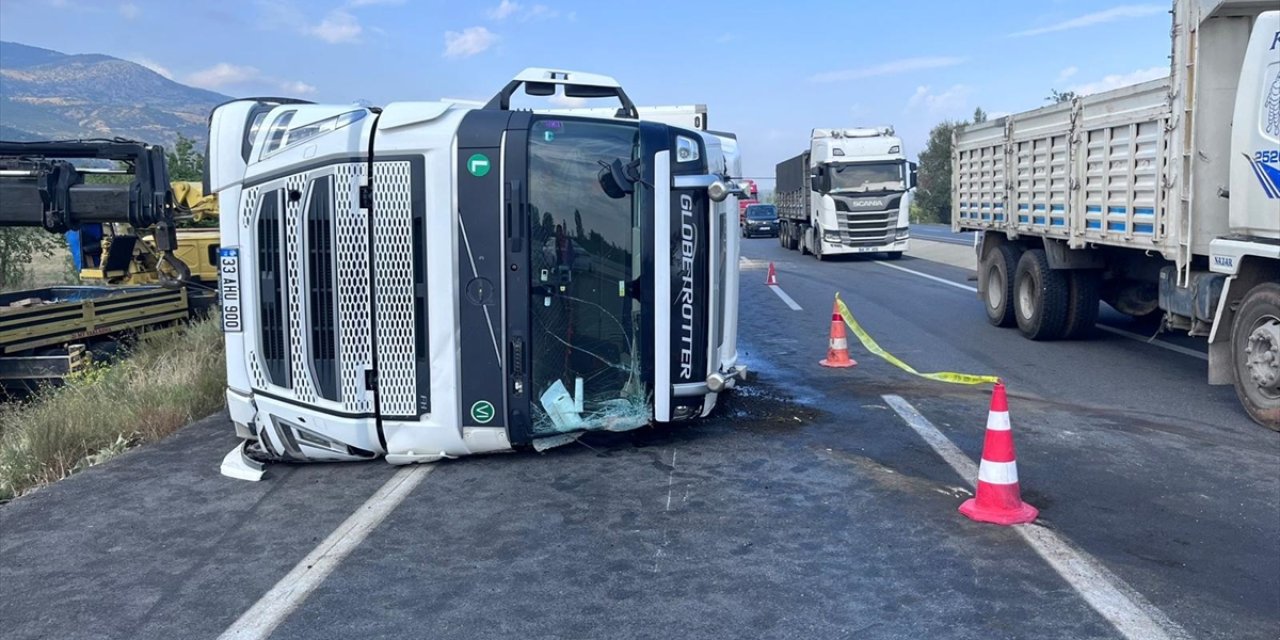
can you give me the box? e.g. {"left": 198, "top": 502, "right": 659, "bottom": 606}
{"left": 810, "top": 175, "right": 821, "bottom": 192}
{"left": 909, "top": 161, "right": 919, "bottom": 189}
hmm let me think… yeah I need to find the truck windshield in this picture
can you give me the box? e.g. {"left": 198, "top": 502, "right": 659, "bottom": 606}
{"left": 745, "top": 205, "right": 777, "bottom": 220}
{"left": 527, "top": 118, "right": 647, "bottom": 437}
{"left": 828, "top": 162, "right": 904, "bottom": 193}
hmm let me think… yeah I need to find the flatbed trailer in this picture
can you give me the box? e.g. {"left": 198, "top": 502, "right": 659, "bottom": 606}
{"left": 0, "top": 285, "right": 212, "bottom": 388}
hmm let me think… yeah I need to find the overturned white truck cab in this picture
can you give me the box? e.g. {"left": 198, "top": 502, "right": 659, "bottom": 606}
{"left": 207, "top": 69, "right": 746, "bottom": 477}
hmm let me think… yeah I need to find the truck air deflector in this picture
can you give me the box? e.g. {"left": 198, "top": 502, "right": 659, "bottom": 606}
{"left": 456, "top": 109, "right": 514, "bottom": 431}
{"left": 653, "top": 150, "right": 672, "bottom": 422}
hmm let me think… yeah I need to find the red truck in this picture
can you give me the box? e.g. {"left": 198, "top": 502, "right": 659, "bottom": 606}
{"left": 737, "top": 178, "right": 759, "bottom": 224}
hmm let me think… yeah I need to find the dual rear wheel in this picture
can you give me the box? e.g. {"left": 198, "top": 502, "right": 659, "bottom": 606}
{"left": 982, "top": 245, "right": 1099, "bottom": 341}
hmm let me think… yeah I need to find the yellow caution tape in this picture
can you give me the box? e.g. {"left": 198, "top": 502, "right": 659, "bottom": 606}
{"left": 835, "top": 293, "right": 1000, "bottom": 386}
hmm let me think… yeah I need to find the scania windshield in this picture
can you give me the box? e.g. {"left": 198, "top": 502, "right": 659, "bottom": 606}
{"left": 527, "top": 117, "right": 647, "bottom": 437}
{"left": 829, "top": 161, "right": 905, "bottom": 193}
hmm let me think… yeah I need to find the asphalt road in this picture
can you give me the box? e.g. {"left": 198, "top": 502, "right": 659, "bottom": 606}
{"left": 911, "top": 223, "right": 975, "bottom": 246}
{"left": 1, "top": 239, "right": 1276, "bottom": 640}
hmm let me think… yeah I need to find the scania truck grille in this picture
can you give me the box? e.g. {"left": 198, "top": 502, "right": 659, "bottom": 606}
{"left": 836, "top": 211, "right": 895, "bottom": 245}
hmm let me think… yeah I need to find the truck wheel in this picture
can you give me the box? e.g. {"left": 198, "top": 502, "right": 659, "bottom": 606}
{"left": 800, "top": 228, "right": 812, "bottom": 255}
{"left": 1063, "top": 270, "right": 1101, "bottom": 339}
{"left": 883, "top": 251, "right": 903, "bottom": 261}
{"left": 981, "top": 243, "right": 1021, "bottom": 327}
{"left": 778, "top": 223, "right": 787, "bottom": 248}
{"left": 1231, "top": 283, "right": 1280, "bottom": 431}
{"left": 1013, "top": 249, "right": 1069, "bottom": 340}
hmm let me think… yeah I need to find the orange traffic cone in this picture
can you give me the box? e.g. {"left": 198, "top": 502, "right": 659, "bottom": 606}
{"left": 958, "top": 382, "right": 1038, "bottom": 525}
{"left": 819, "top": 301, "right": 857, "bottom": 368}
{"left": 765, "top": 262, "right": 779, "bottom": 286}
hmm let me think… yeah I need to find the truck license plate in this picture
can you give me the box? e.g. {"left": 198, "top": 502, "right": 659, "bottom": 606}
{"left": 219, "top": 247, "right": 242, "bottom": 333}
{"left": 851, "top": 246, "right": 881, "bottom": 253}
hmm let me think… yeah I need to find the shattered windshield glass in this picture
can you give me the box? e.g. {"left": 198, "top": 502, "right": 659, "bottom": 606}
{"left": 527, "top": 118, "right": 649, "bottom": 442}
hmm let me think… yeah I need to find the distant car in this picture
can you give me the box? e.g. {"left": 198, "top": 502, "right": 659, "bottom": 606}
{"left": 742, "top": 204, "right": 779, "bottom": 238}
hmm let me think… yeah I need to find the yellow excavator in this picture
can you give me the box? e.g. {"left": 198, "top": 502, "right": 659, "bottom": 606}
{"left": 76, "top": 180, "right": 222, "bottom": 285}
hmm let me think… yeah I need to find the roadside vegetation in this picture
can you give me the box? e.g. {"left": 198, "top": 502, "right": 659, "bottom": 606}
{"left": 0, "top": 320, "right": 225, "bottom": 501}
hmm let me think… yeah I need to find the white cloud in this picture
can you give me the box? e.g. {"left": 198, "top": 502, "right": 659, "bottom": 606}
{"left": 443, "top": 26, "right": 498, "bottom": 58}
{"left": 524, "top": 4, "right": 558, "bottom": 20}
{"left": 1056, "top": 66, "right": 1078, "bottom": 82}
{"left": 118, "top": 2, "right": 139, "bottom": 19}
{"left": 186, "top": 62, "right": 314, "bottom": 96}
{"left": 279, "top": 80, "right": 317, "bottom": 95}
{"left": 306, "top": 9, "right": 363, "bottom": 44}
{"left": 1010, "top": 4, "right": 1165, "bottom": 37}
{"left": 906, "top": 84, "right": 973, "bottom": 116}
{"left": 488, "top": 0, "right": 520, "bottom": 19}
{"left": 810, "top": 56, "right": 966, "bottom": 83}
{"left": 186, "top": 63, "right": 262, "bottom": 90}
{"left": 130, "top": 56, "right": 173, "bottom": 79}
{"left": 1069, "top": 66, "right": 1166, "bottom": 96}
{"left": 549, "top": 94, "right": 587, "bottom": 108}
{"left": 488, "top": 0, "right": 560, "bottom": 21}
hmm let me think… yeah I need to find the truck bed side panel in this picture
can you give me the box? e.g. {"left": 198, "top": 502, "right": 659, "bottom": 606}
{"left": 955, "top": 79, "right": 1179, "bottom": 260}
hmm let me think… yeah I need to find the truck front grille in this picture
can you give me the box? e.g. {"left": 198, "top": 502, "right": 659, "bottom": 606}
{"left": 256, "top": 189, "right": 290, "bottom": 387}
{"left": 835, "top": 211, "right": 896, "bottom": 246}
{"left": 306, "top": 175, "right": 338, "bottom": 401}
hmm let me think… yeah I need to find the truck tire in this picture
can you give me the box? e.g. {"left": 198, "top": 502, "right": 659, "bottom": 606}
{"left": 1231, "top": 282, "right": 1280, "bottom": 431}
{"left": 800, "top": 227, "right": 811, "bottom": 255}
{"left": 1063, "top": 270, "right": 1101, "bottom": 339}
{"left": 1014, "top": 249, "right": 1069, "bottom": 340}
{"left": 981, "top": 243, "right": 1021, "bottom": 327}
{"left": 883, "top": 251, "right": 903, "bottom": 260}
{"left": 778, "top": 222, "right": 788, "bottom": 248}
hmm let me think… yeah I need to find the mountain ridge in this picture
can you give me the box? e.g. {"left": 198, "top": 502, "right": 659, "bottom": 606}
{"left": 0, "top": 41, "right": 230, "bottom": 149}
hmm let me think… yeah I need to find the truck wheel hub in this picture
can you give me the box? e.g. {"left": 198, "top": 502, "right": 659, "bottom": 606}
{"left": 1244, "top": 317, "right": 1280, "bottom": 393}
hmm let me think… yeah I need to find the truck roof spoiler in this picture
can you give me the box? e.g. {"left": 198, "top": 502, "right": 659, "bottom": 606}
{"left": 812, "top": 127, "right": 895, "bottom": 138}
{"left": 485, "top": 67, "right": 640, "bottom": 119}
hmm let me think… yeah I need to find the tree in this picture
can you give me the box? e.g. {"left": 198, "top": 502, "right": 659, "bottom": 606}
{"left": 165, "top": 133, "right": 204, "bottom": 182}
{"left": 1046, "top": 89, "right": 1077, "bottom": 104}
{"left": 0, "top": 229, "right": 65, "bottom": 291}
{"left": 972, "top": 107, "right": 988, "bottom": 124}
{"left": 915, "top": 120, "right": 964, "bottom": 224}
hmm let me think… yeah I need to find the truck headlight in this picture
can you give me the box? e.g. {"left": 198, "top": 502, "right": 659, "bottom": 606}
{"left": 823, "top": 230, "right": 841, "bottom": 241}
{"left": 676, "top": 136, "right": 700, "bottom": 163}
{"left": 895, "top": 226, "right": 910, "bottom": 240}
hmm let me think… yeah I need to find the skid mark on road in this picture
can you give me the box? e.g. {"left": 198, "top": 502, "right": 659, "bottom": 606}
{"left": 218, "top": 465, "right": 434, "bottom": 640}
{"left": 882, "top": 395, "right": 1192, "bottom": 640}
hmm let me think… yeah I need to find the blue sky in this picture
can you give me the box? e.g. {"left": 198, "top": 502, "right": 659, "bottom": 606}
{"left": 0, "top": 0, "right": 1175, "bottom": 186}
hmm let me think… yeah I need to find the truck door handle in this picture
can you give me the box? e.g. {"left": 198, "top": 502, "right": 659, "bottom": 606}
{"left": 506, "top": 179, "right": 525, "bottom": 252}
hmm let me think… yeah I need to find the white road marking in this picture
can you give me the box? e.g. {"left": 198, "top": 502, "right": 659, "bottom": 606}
{"left": 218, "top": 465, "right": 434, "bottom": 640}
{"left": 875, "top": 260, "right": 979, "bottom": 293}
{"left": 875, "top": 260, "right": 1209, "bottom": 361}
{"left": 768, "top": 284, "right": 803, "bottom": 311}
{"left": 1095, "top": 324, "right": 1209, "bottom": 361}
{"left": 881, "top": 395, "right": 1191, "bottom": 640}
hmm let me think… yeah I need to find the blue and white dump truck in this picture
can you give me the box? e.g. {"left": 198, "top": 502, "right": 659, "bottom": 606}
{"left": 775, "top": 127, "right": 915, "bottom": 260}
{"left": 953, "top": 0, "right": 1280, "bottom": 429}
{"left": 207, "top": 69, "right": 747, "bottom": 478}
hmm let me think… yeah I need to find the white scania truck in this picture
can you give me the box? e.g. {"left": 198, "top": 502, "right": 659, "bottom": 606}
{"left": 775, "top": 127, "right": 915, "bottom": 260}
{"left": 952, "top": 0, "right": 1280, "bottom": 428}
{"left": 207, "top": 69, "right": 747, "bottom": 477}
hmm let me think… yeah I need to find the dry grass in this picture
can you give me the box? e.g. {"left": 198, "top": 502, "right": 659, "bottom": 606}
{"left": 0, "top": 320, "right": 226, "bottom": 501}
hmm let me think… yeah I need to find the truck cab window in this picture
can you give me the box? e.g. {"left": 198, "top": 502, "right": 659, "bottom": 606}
{"left": 527, "top": 118, "right": 647, "bottom": 436}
